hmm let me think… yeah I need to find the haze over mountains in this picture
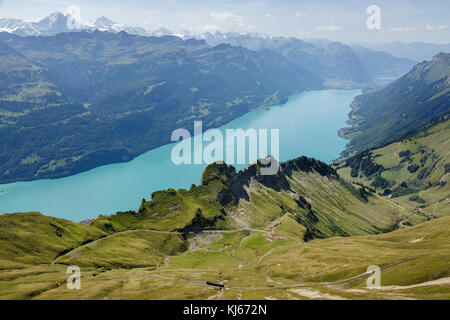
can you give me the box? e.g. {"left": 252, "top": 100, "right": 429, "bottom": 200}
{"left": 195, "top": 32, "right": 417, "bottom": 86}
{"left": 358, "top": 42, "right": 450, "bottom": 61}
{"left": 2, "top": 11, "right": 442, "bottom": 85}
{"left": 2, "top": 11, "right": 448, "bottom": 60}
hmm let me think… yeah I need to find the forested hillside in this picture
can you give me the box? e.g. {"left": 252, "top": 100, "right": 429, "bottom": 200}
{"left": 340, "top": 53, "right": 450, "bottom": 158}
{"left": 0, "top": 31, "right": 321, "bottom": 183}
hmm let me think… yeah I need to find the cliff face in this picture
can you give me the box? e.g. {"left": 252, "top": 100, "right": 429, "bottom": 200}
{"left": 201, "top": 156, "right": 333, "bottom": 204}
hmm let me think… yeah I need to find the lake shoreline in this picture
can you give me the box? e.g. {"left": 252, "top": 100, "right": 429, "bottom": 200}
{"left": 0, "top": 89, "right": 298, "bottom": 185}
{"left": 0, "top": 89, "right": 360, "bottom": 221}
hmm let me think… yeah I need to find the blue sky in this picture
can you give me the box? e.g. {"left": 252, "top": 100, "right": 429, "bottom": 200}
{"left": 1, "top": 0, "right": 449, "bottom": 43}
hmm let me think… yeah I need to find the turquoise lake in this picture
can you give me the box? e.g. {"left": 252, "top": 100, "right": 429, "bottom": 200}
{"left": 0, "top": 89, "right": 360, "bottom": 221}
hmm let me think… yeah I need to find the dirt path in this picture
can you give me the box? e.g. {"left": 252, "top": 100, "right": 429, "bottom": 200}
{"left": 289, "top": 288, "right": 345, "bottom": 300}
{"left": 399, "top": 213, "right": 417, "bottom": 228}
{"left": 378, "top": 277, "right": 450, "bottom": 290}
{"left": 255, "top": 249, "right": 274, "bottom": 266}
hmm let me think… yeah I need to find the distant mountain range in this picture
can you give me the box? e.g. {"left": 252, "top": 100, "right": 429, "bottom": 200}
{"left": 358, "top": 41, "right": 450, "bottom": 61}
{"left": 0, "top": 12, "right": 209, "bottom": 38}
{"left": 0, "top": 12, "right": 419, "bottom": 86}
{"left": 1, "top": 12, "right": 448, "bottom": 61}
{"left": 189, "top": 32, "right": 417, "bottom": 87}
{"left": 0, "top": 12, "right": 426, "bottom": 86}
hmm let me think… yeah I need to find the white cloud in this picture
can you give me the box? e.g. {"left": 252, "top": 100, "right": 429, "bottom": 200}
{"left": 295, "top": 11, "right": 307, "bottom": 17}
{"left": 179, "top": 24, "right": 221, "bottom": 33}
{"left": 424, "top": 24, "right": 446, "bottom": 31}
{"left": 66, "top": 5, "right": 81, "bottom": 22}
{"left": 202, "top": 24, "right": 221, "bottom": 32}
{"left": 317, "top": 25, "right": 341, "bottom": 32}
{"left": 210, "top": 12, "right": 243, "bottom": 23}
{"left": 210, "top": 11, "right": 253, "bottom": 30}
{"left": 390, "top": 27, "right": 419, "bottom": 32}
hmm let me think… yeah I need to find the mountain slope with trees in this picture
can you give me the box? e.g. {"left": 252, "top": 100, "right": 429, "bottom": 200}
{"left": 0, "top": 31, "right": 321, "bottom": 183}
{"left": 338, "top": 118, "right": 450, "bottom": 221}
{"left": 340, "top": 52, "right": 450, "bottom": 158}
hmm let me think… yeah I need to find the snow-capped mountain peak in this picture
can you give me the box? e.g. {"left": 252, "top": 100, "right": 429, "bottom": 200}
{"left": 0, "top": 11, "right": 149, "bottom": 36}
{"left": 151, "top": 27, "right": 174, "bottom": 37}
{"left": 94, "top": 16, "right": 117, "bottom": 29}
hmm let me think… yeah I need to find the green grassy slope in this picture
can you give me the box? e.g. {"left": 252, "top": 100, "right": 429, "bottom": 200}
{"left": 56, "top": 230, "right": 187, "bottom": 269}
{"left": 226, "top": 160, "right": 408, "bottom": 240}
{"left": 337, "top": 118, "right": 450, "bottom": 223}
{"left": 1, "top": 215, "right": 448, "bottom": 300}
{"left": 0, "top": 212, "right": 106, "bottom": 268}
{"left": 1, "top": 154, "right": 448, "bottom": 300}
